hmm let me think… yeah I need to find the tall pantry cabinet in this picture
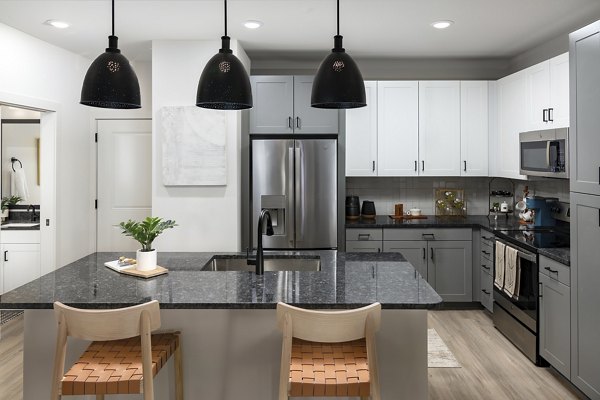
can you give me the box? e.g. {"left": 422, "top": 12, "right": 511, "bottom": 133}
{"left": 569, "top": 21, "right": 600, "bottom": 400}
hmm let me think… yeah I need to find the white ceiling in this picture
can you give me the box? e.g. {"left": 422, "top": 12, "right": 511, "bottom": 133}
{"left": 1, "top": 0, "right": 600, "bottom": 62}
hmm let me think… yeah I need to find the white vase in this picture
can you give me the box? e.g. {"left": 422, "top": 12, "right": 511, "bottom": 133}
{"left": 136, "top": 249, "right": 157, "bottom": 271}
{"left": 1, "top": 209, "right": 8, "bottom": 222}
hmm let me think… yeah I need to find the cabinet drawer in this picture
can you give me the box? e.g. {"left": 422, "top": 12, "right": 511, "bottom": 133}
{"left": 1, "top": 230, "right": 41, "bottom": 244}
{"left": 480, "top": 270, "right": 494, "bottom": 312}
{"left": 480, "top": 256, "right": 493, "bottom": 275}
{"left": 539, "top": 255, "right": 570, "bottom": 286}
{"left": 384, "top": 228, "right": 471, "bottom": 241}
{"left": 346, "top": 229, "right": 382, "bottom": 241}
{"left": 480, "top": 230, "right": 496, "bottom": 243}
{"left": 346, "top": 241, "right": 382, "bottom": 253}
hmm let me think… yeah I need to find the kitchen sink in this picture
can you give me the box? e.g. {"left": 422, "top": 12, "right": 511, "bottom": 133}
{"left": 1, "top": 223, "right": 40, "bottom": 228}
{"left": 202, "top": 255, "right": 321, "bottom": 272}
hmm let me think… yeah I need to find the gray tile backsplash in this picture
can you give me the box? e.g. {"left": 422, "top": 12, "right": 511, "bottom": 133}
{"left": 346, "top": 177, "right": 570, "bottom": 216}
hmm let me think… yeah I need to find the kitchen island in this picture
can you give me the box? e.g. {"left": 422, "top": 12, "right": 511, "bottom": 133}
{"left": 1, "top": 251, "right": 442, "bottom": 400}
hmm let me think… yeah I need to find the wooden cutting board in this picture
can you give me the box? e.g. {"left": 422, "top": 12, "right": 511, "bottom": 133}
{"left": 388, "top": 215, "right": 428, "bottom": 220}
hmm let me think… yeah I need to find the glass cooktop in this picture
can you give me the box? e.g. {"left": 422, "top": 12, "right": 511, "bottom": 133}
{"left": 498, "top": 227, "right": 570, "bottom": 250}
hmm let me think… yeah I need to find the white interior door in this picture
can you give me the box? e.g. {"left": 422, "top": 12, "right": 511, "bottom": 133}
{"left": 97, "top": 119, "right": 152, "bottom": 252}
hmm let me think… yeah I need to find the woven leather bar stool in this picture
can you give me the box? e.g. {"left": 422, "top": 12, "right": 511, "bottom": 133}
{"left": 276, "top": 302, "right": 381, "bottom": 400}
{"left": 50, "top": 300, "right": 183, "bottom": 400}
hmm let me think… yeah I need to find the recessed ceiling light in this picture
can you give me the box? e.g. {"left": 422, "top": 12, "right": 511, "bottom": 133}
{"left": 431, "top": 20, "right": 453, "bottom": 29}
{"left": 243, "top": 20, "right": 263, "bottom": 29}
{"left": 44, "top": 19, "right": 70, "bottom": 29}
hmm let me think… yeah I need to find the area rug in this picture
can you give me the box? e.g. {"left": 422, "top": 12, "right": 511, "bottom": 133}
{"left": 428, "top": 328, "right": 461, "bottom": 368}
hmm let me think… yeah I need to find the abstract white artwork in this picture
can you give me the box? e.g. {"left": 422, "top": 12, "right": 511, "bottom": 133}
{"left": 160, "top": 106, "right": 227, "bottom": 186}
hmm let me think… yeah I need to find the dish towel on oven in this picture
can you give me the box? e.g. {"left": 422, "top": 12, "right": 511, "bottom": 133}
{"left": 504, "top": 246, "right": 520, "bottom": 299}
{"left": 494, "top": 241, "right": 506, "bottom": 289}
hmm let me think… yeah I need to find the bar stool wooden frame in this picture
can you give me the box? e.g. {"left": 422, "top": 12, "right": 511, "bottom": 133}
{"left": 51, "top": 300, "right": 183, "bottom": 400}
{"left": 276, "top": 302, "right": 381, "bottom": 400}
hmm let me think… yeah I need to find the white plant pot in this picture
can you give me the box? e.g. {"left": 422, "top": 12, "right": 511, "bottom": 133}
{"left": 136, "top": 249, "right": 157, "bottom": 271}
{"left": 1, "top": 209, "right": 8, "bottom": 221}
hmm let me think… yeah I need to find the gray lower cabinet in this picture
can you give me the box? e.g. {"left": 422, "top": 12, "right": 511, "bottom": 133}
{"left": 539, "top": 255, "right": 571, "bottom": 379}
{"left": 346, "top": 228, "right": 383, "bottom": 253}
{"left": 383, "top": 229, "right": 472, "bottom": 302}
{"left": 570, "top": 192, "right": 600, "bottom": 399}
{"left": 428, "top": 241, "right": 473, "bottom": 302}
{"left": 480, "top": 268, "right": 493, "bottom": 312}
{"left": 383, "top": 241, "right": 427, "bottom": 280}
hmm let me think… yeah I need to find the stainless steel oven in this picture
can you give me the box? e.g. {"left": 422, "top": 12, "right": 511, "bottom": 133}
{"left": 493, "top": 239, "right": 542, "bottom": 365}
{"left": 519, "top": 128, "right": 568, "bottom": 178}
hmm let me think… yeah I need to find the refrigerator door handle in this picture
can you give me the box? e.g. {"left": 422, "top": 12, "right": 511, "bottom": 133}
{"left": 295, "top": 143, "right": 305, "bottom": 243}
{"left": 288, "top": 145, "right": 295, "bottom": 246}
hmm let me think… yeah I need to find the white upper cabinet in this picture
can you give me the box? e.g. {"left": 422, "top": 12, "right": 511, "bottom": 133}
{"left": 293, "top": 76, "right": 339, "bottom": 134}
{"left": 419, "top": 81, "right": 461, "bottom": 176}
{"left": 526, "top": 53, "right": 570, "bottom": 131}
{"left": 346, "top": 81, "right": 378, "bottom": 176}
{"left": 549, "top": 53, "right": 570, "bottom": 129}
{"left": 496, "top": 70, "right": 528, "bottom": 180}
{"left": 249, "top": 75, "right": 338, "bottom": 134}
{"left": 377, "top": 81, "right": 419, "bottom": 176}
{"left": 250, "top": 76, "right": 294, "bottom": 134}
{"left": 460, "top": 81, "right": 489, "bottom": 176}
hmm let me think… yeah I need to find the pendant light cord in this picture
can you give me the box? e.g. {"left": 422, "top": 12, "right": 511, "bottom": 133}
{"left": 112, "top": 0, "right": 115, "bottom": 36}
{"left": 337, "top": 0, "right": 340, "bottom": 36}
{"left": 224, "top": 0, "right": 228, "bottom": 37}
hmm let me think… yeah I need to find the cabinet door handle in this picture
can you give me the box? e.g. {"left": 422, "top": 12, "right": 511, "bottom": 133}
{"left": 430, "top": 247, "right": 434, "bottom": 261}
{"left": 482, "top": 250, "right": 491, "bottom": 255}
{"left": 296, "top": 117, "right": 300, "bottom": 129}
{"left": 422, "top": 248, "right": 426, "bottom": 259}
{"left": 288, "top": 116, "right": 292, "bottom": 129}
{"left": 542, "top": 109, "right": 548, "bottom": 122}
{"left": 4, "top": 251, "right": 7, "bottom": 262}
{"left": 482, "top": 264, "right": 491, "bottom": 270}
{"left": 377, "top": 248, "right": 381, "bottom": 253}
{"left": 422, "top": 161, "right": 425, "bottom": 171}
{"left": 544, "top": 266, "right": 558, "bottom": 274}
{"left": 414, "top": 160, "right": 417, "bottom": 172}
{"left": 464, "top": 160, "right": 467, "bottom": 172}
{"left": 548, "top": 108, "right": 554, "bottom": 122}
{"left": 372, "top": 161, "right": 375, "bottom": 172}
{"left": 538, "top": 282, "right": 543, "bottom": 299}
{"left": 482, "top": 289, "right": 490, "bottom": 295}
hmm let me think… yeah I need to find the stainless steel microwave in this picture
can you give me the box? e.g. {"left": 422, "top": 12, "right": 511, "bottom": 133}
{"left": 519, "top": 128, "right": 568, "bottom": 178}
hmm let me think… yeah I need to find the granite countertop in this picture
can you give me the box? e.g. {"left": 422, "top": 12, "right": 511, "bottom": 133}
{"left": 0, "top": 251, "right": 442, "bottom": 310}
{"left": 1, "top": 221, "right": 41, "bottom": 230}
{"left": 538, "top": 248, "right": 571, "bottom": 266}
{"left": 346, "top": 215, "right": 525, "bottom": 231}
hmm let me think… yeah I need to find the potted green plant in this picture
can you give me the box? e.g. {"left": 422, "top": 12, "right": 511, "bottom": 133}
{"left": 119, "top": 217, "right": 177, "bottom": 271}
{"left": 1, "top": 195, "right": 22, "bottom": 221}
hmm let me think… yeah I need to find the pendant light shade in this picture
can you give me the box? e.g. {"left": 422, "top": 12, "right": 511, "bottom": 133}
{"left": 196, "top": 0, "right": 252, "bottom": 110}
{"left": 80, "top": 1, "right": 140, "bottom": 109}
{"left": 311, "top": 0, "right": 366, "bottom": 109}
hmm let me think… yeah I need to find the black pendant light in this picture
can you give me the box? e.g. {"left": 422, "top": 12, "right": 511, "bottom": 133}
{"left": 311, "top": 0, "right": 366, "bottom": 109}
{"left": 80, "top": 0, "right": 141, "bottom": 109}
{"left": 196, "top": 0, "right": 252, "bottom": 110}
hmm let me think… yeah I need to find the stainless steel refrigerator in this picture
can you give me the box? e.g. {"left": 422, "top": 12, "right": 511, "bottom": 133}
{"left": 251, "top": 138, "right": 337, "bottom": 249}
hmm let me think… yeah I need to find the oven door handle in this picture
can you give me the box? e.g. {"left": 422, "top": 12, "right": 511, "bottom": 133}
{"left": 517, "top": 250, "right": 537, "bottom": 262}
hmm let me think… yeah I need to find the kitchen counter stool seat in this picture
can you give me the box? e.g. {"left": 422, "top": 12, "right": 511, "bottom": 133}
{"left": 277, "top": 302, "right": 381, "bottom": 400}
{"left": 51, "top": 300, "right": 183, "bottom": 400}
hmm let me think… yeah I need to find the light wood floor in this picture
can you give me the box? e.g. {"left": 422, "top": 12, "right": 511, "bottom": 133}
{"left": 429, "top": 310, "right": 585, "bottom": 400}
{"left": 0, "top": 311, "right": 586, "bottom": 400}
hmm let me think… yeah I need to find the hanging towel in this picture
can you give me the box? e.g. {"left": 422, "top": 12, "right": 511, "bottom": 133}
{"left": 494, "top": 241, "right": 506, "bottom": 289}
{"left": 11, "top": 168, "right": 29, "bottom": 203}
{"left": 504, "top": 246, "right": 520, "bottom": 299}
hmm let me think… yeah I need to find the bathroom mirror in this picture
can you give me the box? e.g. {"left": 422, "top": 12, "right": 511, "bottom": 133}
{"left": 1, "top": 106, "right": 42, "bottom": 206}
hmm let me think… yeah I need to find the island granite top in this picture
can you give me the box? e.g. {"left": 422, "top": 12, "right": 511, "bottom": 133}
{"left": 0, "top": 251, "right": 442, "bottom": 310}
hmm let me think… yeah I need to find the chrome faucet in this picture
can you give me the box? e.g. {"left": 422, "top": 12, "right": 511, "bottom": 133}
{"left": 251, "top": 209, "right": 274, "bottom": 275}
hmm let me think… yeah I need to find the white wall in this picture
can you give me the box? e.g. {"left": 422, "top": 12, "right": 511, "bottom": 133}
{"left": 0, "top": 22, "right": 93, "bottom": 267}
{"left": 1, "top": 123, "right": 41, "bottom": 204}
{"left": 152, "top": 40, "right": 249, "bottom": 251}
